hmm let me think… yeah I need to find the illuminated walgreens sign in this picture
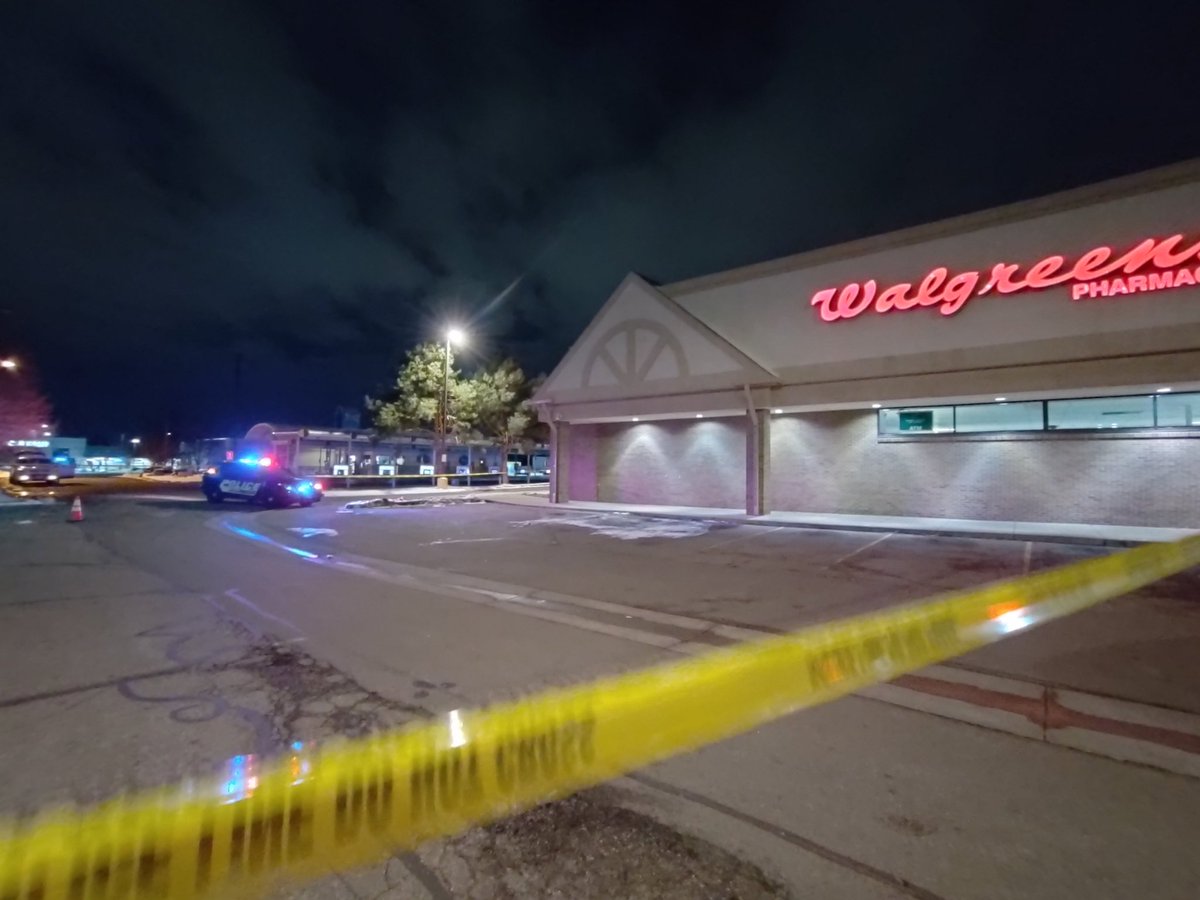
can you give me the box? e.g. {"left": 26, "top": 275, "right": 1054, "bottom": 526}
{"left": 811, "top": 233, "right": 1200, "bottom": 322}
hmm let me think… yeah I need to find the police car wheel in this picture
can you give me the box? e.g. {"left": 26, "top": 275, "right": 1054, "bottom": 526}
{"left": 260, "top": 486, "right": 287, "bottom": 507}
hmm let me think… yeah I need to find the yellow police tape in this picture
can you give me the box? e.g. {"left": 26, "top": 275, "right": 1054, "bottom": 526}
{"left": 3, "top": 534, "right": 1199, "bottom": 899}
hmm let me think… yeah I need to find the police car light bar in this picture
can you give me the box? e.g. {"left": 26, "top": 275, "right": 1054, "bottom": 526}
{"left": 235, "top": 456, "right": 274, "bottom": 467}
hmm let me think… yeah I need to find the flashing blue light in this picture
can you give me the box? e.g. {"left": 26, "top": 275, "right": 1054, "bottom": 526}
{"left": 297, "top": 481, "right": 314, "bottom": 493}
{"left": 236, "top": 457, "right": 257, "bottom": 465}
{"left": 226, "top": 524, "right": 273, "bottom": 546}
{"left": 224, "top": 522, "right": 322, "bottom": 563}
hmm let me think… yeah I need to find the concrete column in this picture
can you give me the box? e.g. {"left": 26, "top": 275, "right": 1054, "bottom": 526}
{"left": 745, "top": 409, "right": 770, "bottom": 516}
{"left": 550, "top": 421, "right": 569, "bottom": 504}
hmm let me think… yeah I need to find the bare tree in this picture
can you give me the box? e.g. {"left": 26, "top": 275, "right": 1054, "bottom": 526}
{"left": 0, "top": 365, "right": 53, "bottom": 449}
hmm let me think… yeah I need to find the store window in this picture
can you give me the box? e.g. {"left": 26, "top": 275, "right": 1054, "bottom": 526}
{"left": 954, "top": 401, "right": 1043, "bottom": 433}
{"left": 878, "top": 406, "right": 953, "bottom": 435}
{"left": 1046, "top": 395, "right": 1154, "bottom": 430}
{"left": 1154, "top": 391, "right": 1200, "bottom": 427}
{"left": 878, "top": 391, "right": 1200, "bottom": 438}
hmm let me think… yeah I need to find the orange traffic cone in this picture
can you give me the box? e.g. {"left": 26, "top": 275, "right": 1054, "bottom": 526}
{"left": 68, "top": 496, "right": 84, "bottom": 522}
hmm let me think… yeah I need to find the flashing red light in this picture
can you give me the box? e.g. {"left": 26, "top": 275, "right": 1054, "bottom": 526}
{"left": 258, "top": 457, "right": 273, "bottom": 467}
{"left": 313, "top": 481, "right": 323, "bottom": 491}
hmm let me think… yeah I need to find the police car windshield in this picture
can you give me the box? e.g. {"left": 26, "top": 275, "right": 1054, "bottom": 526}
{"left": 228, "top": 462, "right": 300, "bottom": 478}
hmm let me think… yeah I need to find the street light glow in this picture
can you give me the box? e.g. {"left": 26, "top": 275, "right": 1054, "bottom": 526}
{"left": 0, "top": 359, "right": 16, "bottom": 370}
{"left": 446, "top": 327, "right": 466, "bottom": 346}
{"left": 131, "top": 437, "right": 141, "bottom": 445}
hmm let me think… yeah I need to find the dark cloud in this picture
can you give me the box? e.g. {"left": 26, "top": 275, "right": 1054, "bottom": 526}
{"left": 1, "top": 1, "right": 1198, "bottom": 440}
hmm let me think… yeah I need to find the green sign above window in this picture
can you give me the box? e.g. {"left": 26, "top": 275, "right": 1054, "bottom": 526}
{"left": 898, "top": 410, "right": 934, "bottom": 432}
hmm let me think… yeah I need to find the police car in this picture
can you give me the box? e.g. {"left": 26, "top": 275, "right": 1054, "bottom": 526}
{"left": 202, "top": 458, "right": 324, "bottom": 507}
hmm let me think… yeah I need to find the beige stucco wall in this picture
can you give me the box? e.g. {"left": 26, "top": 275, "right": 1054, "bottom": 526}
{"left": 668, "top": 168, "right": 1200, "bottom": 389}
{"left": 769, "top": 411, "right": 1200, "bottom": 527}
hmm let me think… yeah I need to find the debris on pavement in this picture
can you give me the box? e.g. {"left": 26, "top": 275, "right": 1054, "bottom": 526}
{"left": 514, "top": 511, "right": 735, "bottom": 541}
{"left": 287, "top": 527, "right": 339, "bottom": 538}
{"left": 340, "top": 495, "right": 487, "bottom": 512}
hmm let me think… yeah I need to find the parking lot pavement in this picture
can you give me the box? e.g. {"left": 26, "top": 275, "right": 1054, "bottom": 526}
{"left": 260, "top": 502, "right": 1081, "bottom": 629}
{"left": 252, "top": 499, "right": 1200, "bottom": 720}
{"left": 5, "top": 496, "right": 1200, "bottom": 898}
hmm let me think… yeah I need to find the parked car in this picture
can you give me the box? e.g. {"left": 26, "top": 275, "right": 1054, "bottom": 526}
{"left": 10, "top": 453, "right": 60, "bottom": 486}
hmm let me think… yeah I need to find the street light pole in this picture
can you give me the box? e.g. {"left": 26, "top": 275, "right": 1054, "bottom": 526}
{"left": 441, "top": 336, "right": 450, "bottom": 477}
{"left": 439, "top": 327, "right": 466, "bottom": 478}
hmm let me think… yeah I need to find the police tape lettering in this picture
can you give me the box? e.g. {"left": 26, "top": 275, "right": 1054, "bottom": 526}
{"left": 493, "top": 717, "right": 596, "bottom": 793}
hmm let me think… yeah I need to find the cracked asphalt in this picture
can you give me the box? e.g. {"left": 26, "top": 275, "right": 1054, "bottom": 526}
{"left": 2, "top": 493, "right": 1199, "bottom": 899}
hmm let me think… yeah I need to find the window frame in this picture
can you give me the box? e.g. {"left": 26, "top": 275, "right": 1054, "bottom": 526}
{"left": 876, "top": 391, "right": 1200, "bottom": 440}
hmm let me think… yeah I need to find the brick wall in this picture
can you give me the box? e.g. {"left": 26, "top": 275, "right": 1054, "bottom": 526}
{"left": 770, "top": 410, "right": 1200, "bottom": 527}
{"left": 584, "top": 419, "right": 746, "bottom": 509}
{"left": 566, "top": 423, "right": 599, "bottom": 502}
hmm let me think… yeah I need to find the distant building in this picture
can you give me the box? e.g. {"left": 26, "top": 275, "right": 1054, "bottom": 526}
{"left": 187, "top": 424, "right": 528, "bottom": 477}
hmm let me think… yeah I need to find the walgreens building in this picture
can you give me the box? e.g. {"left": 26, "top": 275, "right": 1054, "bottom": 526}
{"left": 535, "top": 161, "right": 1200, "bottom": 528}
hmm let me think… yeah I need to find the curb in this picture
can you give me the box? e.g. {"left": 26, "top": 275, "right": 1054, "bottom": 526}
{"left": 482, "top": 496, "right": 1190, "bottom": 547}
{"left": 857, "top": 664, "right": 1200, "bottom": 779}
{"left": 328, "top": 484, "right": 548, "bottom": 499}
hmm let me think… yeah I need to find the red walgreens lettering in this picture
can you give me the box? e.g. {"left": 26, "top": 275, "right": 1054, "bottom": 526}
{"left": 811, "top": 233, "right": 1200, "bottom": 322}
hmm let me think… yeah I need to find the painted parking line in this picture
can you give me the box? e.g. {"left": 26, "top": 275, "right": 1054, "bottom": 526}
{"left": 702, "top": 525, "right": 785, "bottom": 550}
{"left": 422, "top": 537, "right": 508, "bottom": 546}
{"left": 222, "top": 588, "right": 304, "bottom": 639}
{"left": 830, "top": 531, "right": 894, "bottom": 567}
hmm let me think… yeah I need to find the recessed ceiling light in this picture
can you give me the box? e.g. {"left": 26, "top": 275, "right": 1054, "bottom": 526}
{"left": 632, "top": 417, "right": 639, "bottom": 422}
{"left": 994, "top": 397, "right": 1007, "bottom": 402}
{"left": 772, "top": 408, "right": 783, "bottom": 414}
{"left": 871, "top": 403, "right": 881, "bottom": 409}
{"left": 695, "top": 413, "right": 703, "bottom": 418}
{"left": 1156, "top": 387, "right": 1173, "bottom": 393}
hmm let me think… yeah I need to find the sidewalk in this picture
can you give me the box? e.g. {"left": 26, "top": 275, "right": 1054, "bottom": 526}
{"left": 326, "top": 482, "right": 548, "bottom": 500}
{"left": 487, "top": 494, "right": 1196, "bottom": 545}
{"left": 489, "top": 493, "right": 1200, "bottom": 778}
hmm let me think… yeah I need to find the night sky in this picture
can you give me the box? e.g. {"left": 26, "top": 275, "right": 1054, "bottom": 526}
{"left": 3, "top": 2, "right": 1198, "bottom": 441}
